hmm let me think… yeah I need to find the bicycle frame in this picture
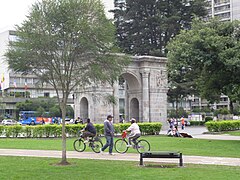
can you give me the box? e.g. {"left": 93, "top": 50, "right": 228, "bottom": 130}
{"left": 114, "top": 132, "right": 150, "bottom": 153}
{"left": 73, "top": 133, "right": 103, "bottom": 153}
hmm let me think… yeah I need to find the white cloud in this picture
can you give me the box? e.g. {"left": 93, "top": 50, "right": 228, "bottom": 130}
{"left": 0, "top": 0, "right": 37, "bottom": 31}
{"left": 0, "top": 0, "right": 114, "bottom": 31}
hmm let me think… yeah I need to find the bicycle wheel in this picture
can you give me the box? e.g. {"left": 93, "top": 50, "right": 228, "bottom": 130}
{"left": 91, "top": 139, "right": 103, "bottom": 153}
{"left": 136, "top": 139, "right": 150, "bottom": 153}
{"left": 73, "top": 139, "right": 86, "bottom": 152}
{"left": 114, "top": 139, "right": 128, "bottom": 154}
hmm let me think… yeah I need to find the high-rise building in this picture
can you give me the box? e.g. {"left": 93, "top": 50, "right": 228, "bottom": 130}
{"left": 0, "top": 30, "right": 73, "bottom": 119}
{"left": 207, "top": 0, "right": 240, "bottom": 21}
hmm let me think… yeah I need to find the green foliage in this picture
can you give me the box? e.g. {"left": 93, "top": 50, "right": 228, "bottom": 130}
{"left": 167, "top": 18, "right": 240, "bottom": 104}
{"left": 6, "top": 2, "right": 129, "bottom": 163}
{"left": 205, "top": 120, "right": 240, "bottom": 132}
{"left": 36, "top": 106, "right": 45, "bottom": 117}
{"left": 205, "top": 116, "right": 213, "bottom": 122}
{"left": 16, "top": 99, "right": 74, "bottom": 118}
{"left": 189, "top": 121, "right": 205, "bottom": 126}
{"left": 22, "top": 126, "right": 33, "bottom": 138}
{"left": 219, "top": 108, "right": 230, "bottom": 115}
{"left": 49, "top": 106, "right": 61, "bottom": 117}
{"left": 0, "top": 125, "right": 4, "bottom": 135}
{"left": 32, "top": 126, "right": 44, "bottom": 138}
{"left": 0, "top": 123, "right": 162, "bottom": 137}
{"left": 2, "top": 125, "right": 22, "bottom": 138}
{"left": 66, "top": 106, "right": 74, "bottom": 118}
{"left": 168, "top": 107, "right": 188, "bottom": 118}
{"left": 113, "top": 0, "right": 208, "bottom": 56}
{"left": 16, "top": 99, "right": 57, "bottom": 112}
{"left": 213, "top": 108, "right": 231, "bottom": 116}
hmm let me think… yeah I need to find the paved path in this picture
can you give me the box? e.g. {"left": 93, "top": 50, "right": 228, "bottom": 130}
{"left": 0, "top": 149, "right": 240, "bottom": 167}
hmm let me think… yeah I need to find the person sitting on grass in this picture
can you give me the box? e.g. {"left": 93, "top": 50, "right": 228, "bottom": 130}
{"left": 125, "top": 118, "right": 141, "bottom": 148}
{"left": 81, "top": 118, "right": 96, "bottom": 143}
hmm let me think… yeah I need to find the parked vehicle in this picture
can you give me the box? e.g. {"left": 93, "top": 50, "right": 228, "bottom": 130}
{"left": 19, "top": 117, "right": 53, "bottom": 125}
{"left": 1, "top": 119, "right": 19, "bottom": 125}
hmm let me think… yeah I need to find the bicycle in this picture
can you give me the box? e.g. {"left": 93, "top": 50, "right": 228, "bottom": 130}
{"left": 114, "top": 131, "right": 150, "bottom": 154}
{"left": 73, "top": 132, "right": 103, "bottom": 153}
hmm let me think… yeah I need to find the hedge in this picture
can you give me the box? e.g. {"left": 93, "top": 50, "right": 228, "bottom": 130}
{"left": 205, "top": 120, "right": 240, "bottom": 132}
{"left": 0, "top": 122, "right": 162, "bottom": 138}
{"left": 189, "top": 121, "right": 205, "bottom": 126}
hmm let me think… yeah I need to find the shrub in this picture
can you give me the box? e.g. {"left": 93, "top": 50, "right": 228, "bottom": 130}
{"left": 205, "top": 117, "right": 213, "bottom": 122}
{"left": 205, "top": 120, "right": 240, "bottom": 132}
{"left": 3, "top": 125, "right": 22, "bottom": 138}
{"left": 22, "top": 126, "right": 33, "bottom": 137}
{"left": 189, "top": 121, "right": 205, "bottom": 126}
{"left": 0, "top": 122, "right": 162, "bottom": 138}
{"left": 0, "top": 125, "right": 4, "bottom": 136}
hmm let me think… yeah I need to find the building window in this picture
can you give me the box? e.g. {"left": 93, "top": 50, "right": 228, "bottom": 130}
{"left": 44, "top": 92, "right": 50, "bottom": 97}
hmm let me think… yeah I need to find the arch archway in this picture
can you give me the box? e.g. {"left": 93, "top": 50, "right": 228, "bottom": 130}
{"left": 130, "top": 98, "right": 139, "bottom": 122}
{"left": 74, "top": 55, "right": 168, "bottom": 127}
{"left": 119, "top": 72, "right": 141, "bottom": 122}
{"left": 80, "top": 97, "right": 88, "bottom": 120}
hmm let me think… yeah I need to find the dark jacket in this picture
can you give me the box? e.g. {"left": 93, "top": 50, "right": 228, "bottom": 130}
{"left": 103, "top": 119, "right": 114, "bottom": 137}
{"left": 85, "top": 122, "right": 96, "bottom": 135}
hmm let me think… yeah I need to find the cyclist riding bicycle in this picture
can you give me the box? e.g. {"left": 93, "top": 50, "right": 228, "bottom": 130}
{"left": 81, "top": 118, "right": 96, "bottom": 143}
{"left": 125, "top": 118, "right": 141, "bottom": 148}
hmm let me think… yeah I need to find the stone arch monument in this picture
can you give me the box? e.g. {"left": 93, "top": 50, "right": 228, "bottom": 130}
{"left": 74, "top": 56, "right": 168, "bottom": 126}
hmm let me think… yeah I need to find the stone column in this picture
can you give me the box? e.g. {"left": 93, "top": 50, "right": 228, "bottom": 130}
{"left": 141, "top": 69, "right": 150, "bottom": 122}
{"left": 113, "top": 80, "right": 119, "bottom": 123}
{"left": 124, "top": 83, "right": 129, "bottom": 122}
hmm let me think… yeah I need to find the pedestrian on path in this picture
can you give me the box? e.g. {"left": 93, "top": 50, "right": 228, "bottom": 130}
{"left": 100, "top": 115, "right": 115, "bottom": 155}
{"left": 181, "top": 116, "right": 185, "bottom": 130}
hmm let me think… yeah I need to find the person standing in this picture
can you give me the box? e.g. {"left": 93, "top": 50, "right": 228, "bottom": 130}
{"left": 181, "top": 116, "right": 185, "bottom": 130}
{"left": 100, "top": 115, "right": 115, "bottom": 155}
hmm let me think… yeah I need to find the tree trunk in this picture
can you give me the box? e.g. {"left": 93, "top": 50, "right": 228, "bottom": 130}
{"left": 175, "top": 97, "right": 179, "bottom": 118}
{"left": 59, "top": 102, "right": 70, "bottom": 165}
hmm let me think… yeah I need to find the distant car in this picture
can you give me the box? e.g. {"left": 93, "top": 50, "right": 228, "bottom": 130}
{"left": 1, "top": 119, "right": 19, "bottom": 125}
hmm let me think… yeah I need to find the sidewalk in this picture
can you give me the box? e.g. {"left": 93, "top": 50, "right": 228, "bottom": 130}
{"left": 0, "top": 149, "right": 240, "bottom": 167}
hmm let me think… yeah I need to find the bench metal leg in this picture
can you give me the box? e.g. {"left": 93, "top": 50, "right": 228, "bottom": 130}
{"left": 140, "top": 153, "right": 143, "bottom": 166}
{"left": 179, "top": 153, "right": 183, "bottom": 167}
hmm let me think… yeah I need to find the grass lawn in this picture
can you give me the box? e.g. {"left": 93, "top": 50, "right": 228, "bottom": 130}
{"left": 0, "top": 136, "right": 239, "bottom": 158}
{"left": 222, "top": 131, "right": 240, "bottom": 136}
{"left": 0, "top": 156, "right": 239, "bottom": 180}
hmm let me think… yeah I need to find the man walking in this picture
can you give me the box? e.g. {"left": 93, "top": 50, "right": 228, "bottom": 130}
{"left": 100, "top": 115, "right": 115, "bottom": 155}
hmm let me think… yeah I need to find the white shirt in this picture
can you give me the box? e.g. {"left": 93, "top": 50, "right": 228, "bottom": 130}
{"left": 126, "top": 123, "right": 141, "bottom": 135}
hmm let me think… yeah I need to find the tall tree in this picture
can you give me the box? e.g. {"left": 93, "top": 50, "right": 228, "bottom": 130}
{"left": 6, "top": 0, "right": 128, "bottom": 165}
{"left": 112, "top": 0, "right": 208, "bottom": 56}
{"left": 167, "top": 18, "right": 240, "bottom": 110}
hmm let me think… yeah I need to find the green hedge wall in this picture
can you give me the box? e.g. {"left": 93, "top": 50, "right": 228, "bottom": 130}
{"left": 189, "top": 121, "right": 205, "bottom": 126}
{"left": 0, "top": 122, "right": 162, "bottom": 138}
{"left": 205, "top": 120, "right": 240, "bottom": 132}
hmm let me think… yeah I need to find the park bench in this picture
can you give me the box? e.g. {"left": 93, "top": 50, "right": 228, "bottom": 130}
{"left": 140, "top": 151, "right": 183, "bottom": 167}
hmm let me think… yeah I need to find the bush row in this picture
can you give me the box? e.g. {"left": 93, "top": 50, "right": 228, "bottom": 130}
{"left": 205, "top": 120, "right": 240, "bottom": 132}
{"left": 0, "top": 122, "right": 162, "bottom": 138}
{"left": 189, "top": 121, "right": 205, "bottom": 126}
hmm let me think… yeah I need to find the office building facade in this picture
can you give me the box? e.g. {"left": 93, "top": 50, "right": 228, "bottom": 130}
{"left": 0, "top": 30, "right": 72, "bottom": 119}
{"left": 207, "top": 0, "right": 240, "bottom": 21}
